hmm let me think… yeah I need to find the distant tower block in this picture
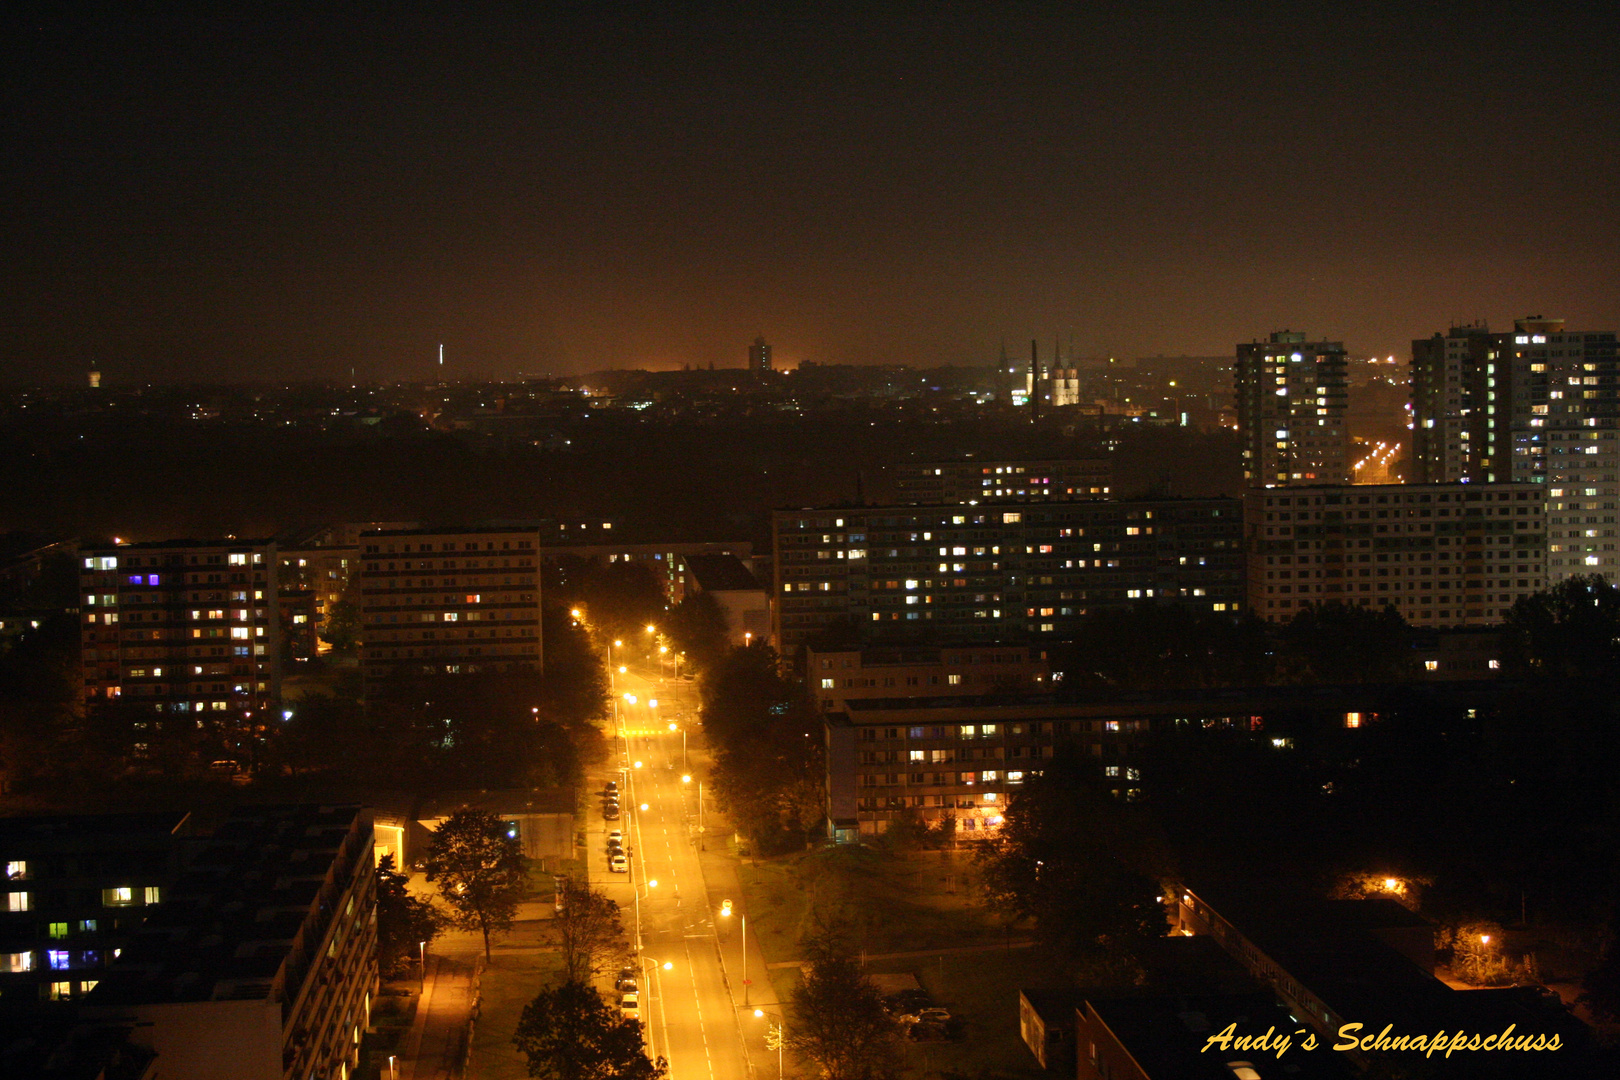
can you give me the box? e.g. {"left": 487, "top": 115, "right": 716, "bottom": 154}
{"left": 749, "top": 336, "right": 772, "bottom": 372}
{"left": 88, "top": 370, "right": 101, "bottom": 389}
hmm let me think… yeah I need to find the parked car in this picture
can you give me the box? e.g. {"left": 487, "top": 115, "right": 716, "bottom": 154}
{"left": 615, "top": 969, "right": 639, "bottom": 992}
{"left": 610, "top": 852, "right": 628, "bottom": 873}
{"left": 604, "top": 805, "right": 620, "bottom": 820}
{"left": 605, "top": 780, "right": 618, "bottom": 794}
{"left": 607, "top": 830, "right": 624, "bottom": 845}
{"left": 607, "top": 835, "right": 623, "bottom": 850}
{"left": 620, "top": 992, "right": 640, "bottom": 1019}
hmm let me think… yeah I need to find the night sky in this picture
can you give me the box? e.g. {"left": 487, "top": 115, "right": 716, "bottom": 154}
{"left": 5, "top": 1, "right": 1617, "bottom": 384}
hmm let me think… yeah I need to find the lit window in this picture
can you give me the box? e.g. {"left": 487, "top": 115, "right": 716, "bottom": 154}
{"left": 228, "top": 553, "right": 247, "bottom": 565}
{"left": 1424, "top": 660, "right": 1439, "bottom": 671}
{"left": 48, "top": 922, "right": 68, "bottom": 939}
{"left": 48, "top": 949, "right": 70, "bottom": 970}
{"left": 7, "top": 892, "right": 30, "bottom": 913}
{"left": 821, "top": 679, "right": 835, "bottom": 689}
{"left": 3, "top": 861, "right": 26, "bottom": 881}
{"left": 2, "top": 952, "right": 32, "bottom": 973}
{"left": 103, "top": 887, "right": 134, "bottom": 907}
{"left": 1344, "top": 712, "right": 1362, "bottom": 729}
{"left": 145, "top": 886, "right": 161, "bottom": 905}
{"left": 49, "top": 980, "right": 71, "bottom": 1001}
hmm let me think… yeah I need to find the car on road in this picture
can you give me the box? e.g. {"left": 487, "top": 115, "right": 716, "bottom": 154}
{"left": 607, "top": 835, "right": 623, "bottom": 851}
{"left": 620, "top": 992, "right": 640, "bottom": 1020}
{"left": 605, "top": 780, "right": 618, "bottom": 795}
{"left": 615, "top": 969, "right": 638, "bottom": 992}
{"left": 607, "top": 830, "right": 623, "bottom": 845}
{"left": 610, "top": 853, "right": 628, "bottom": 873}
{"left": 604, "top": 804, "right": 620, "bottom": 820}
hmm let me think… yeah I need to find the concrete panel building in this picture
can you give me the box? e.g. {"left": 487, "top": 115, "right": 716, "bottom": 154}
{"left": 1244, "top": 483, "right": 1546, "bottom": 627}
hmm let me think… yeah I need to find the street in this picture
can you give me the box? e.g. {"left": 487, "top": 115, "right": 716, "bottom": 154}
{"left": 592, "top": 662, "right": 771, "bottom": 1080}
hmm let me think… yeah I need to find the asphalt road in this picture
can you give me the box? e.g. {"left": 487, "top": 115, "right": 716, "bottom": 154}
{"left": 595, "top": 664, "right": 754, "bottom": 1080}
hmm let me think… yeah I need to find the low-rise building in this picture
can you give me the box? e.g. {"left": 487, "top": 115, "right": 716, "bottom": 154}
{"left": 681, "top": 553, "right": 770, "bottom": 645}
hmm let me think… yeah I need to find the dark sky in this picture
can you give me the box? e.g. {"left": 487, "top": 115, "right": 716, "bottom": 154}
{"left": 4, "top": 1, "right": 1617, "bottom": 383}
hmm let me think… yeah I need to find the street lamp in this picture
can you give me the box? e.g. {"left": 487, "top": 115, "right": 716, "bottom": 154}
{"left": 753, "top": 1008, "right": 785, "bottom": 1080}
{"left": 419, "top": 940, "right": 427, "bottom": 993}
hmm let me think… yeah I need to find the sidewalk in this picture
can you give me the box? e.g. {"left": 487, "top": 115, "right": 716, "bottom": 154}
{"left": 400, "top": 950, "right": 480, "bottom": 1080}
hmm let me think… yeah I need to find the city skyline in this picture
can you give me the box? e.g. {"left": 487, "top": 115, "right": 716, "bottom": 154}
{"left": 4, "top": 3, "right": 1618, "bottom": 384}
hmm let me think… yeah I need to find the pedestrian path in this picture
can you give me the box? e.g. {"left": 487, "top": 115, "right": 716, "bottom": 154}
{"left": 400, "top": 950, "right": 480, "bottom": 1080}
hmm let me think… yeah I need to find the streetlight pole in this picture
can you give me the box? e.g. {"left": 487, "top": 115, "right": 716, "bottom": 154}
{"left": 418, "top": 941, "right": 426, "bottom": 993}
{"left": 742, "top": 912, "right": 749, "bottom": 1006}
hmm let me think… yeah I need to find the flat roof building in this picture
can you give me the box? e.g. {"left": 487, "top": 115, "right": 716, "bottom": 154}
{"left": 85, "top": 805, "right": 377, "bottom": 1080}
{"left": 1244, "top": 483, "right": 1546, "bottom": 627}
{"left": 1236, "top": 332, "right": 1350, "bottom": 487}
{"left": 359, "top": 527, "right": 543, "bottom": 688}
{"left": 773, "top": 499, "right": 1244, "bottom": 654}
{"left": 79, "top": 539, "right": 284, "bottom": 727}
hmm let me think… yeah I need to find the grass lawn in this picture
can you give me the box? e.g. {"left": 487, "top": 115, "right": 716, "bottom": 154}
{"left": 470, "top": 932, "right": 569, "bottom": 1080}
{"left": 740, "top": 845, "right": 1007, "bottom": 965}
{"left": 739, "top": 843, "right": 1057, "bottom": 1080}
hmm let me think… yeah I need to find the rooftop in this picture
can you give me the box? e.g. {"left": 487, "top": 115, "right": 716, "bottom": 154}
{"left": 88, "top": 804, "right": 369, "bottom": 1009}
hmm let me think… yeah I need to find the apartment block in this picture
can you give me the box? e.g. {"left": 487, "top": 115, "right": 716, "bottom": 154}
{"left": 0, "top": 812, "right": 192, "bottom": 1007}
{"left": 79, "top": 540, "right": 283, "bottom": 717}
{"left": 86, "top": 805, "right": 377, "bottom": 1080}
{"left": 1411, "top": 318, "right": 1620, "bottom": 584}
{"left": 1235, "top": 331, "right": 1350, "bottom": 487}
{"left": 358, "top": 527, "right": 543, "bottom": 687}
{"left": 891, "top": 458, "right": 1111, "bottom": 504}
{"left": 806, "top": 644, "right": 1051, "bottom": 711}
{"left": 1244, "top": 483, "right": 1546, "bottom": 627}
{"left": 773, "top": 499, "right": 1244, "bottom": 654}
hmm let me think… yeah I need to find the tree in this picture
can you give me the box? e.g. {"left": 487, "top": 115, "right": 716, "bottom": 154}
{"left": 663, "top": 591, "right": 731, "bottom": 675}
{"left": 320, "top": 598, "right": 361, "bottom": 655}
{"left": 977, "top": 747, "right": 1168, "bottom": 967}
{"left": 1277, "top": 602, "right": 1413, "bottom": 684}
{"left": 786, "top": 926, "right": 899, "bottom": 1080}
{"left": 423, "top": 809, "right": 529, "bottom": 959}
{"left": 554, "top": 882, "right": 631, "bottom": 983}
{"left": 512, "top": 979, "right": 666, "bottom": 1080}
{"left": 1503, "top": 574, "right": 1620, "bottom": 678}
{"left": 375, "top": 854, "right": 447, "bottom": 978}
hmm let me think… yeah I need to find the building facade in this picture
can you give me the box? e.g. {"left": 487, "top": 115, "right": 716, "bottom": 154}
{"left": 806, "top": 644, "right": 1051, "bottom": 712}
{"left": 1244, "top": 483, "right": 1546, "bottom": 627}
{"left": 890, "top": 459, "right": 1111, "bottom": 504}
{"left": 1409, "top": 323, "right": 1509, "bottom": 484}
{"left": 86, "top": 805, "right": 377, "bottom": 1080}
{"left": 1411, "top": 318, "right": 1620, "bottom": 584}
{"left": 748, "top": 336, "right": 772, "bottom": 372}
{"left": 359, "top": 527, "right": 543, "bottom": 688}
{"left": 79, "top": 540, "right": 283, "bottom": 718}
{"left": 772, "top": 499, "right": 1245, "bottom": 654}
{"left": 1236, "top": 331, "right": 1350, "bottom": 487}
{"left": 0, "top": 812, "right": 192, "bottom": 1007}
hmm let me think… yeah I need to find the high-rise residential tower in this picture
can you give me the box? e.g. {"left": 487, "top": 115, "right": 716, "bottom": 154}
{"left": 1235, "top": 331, "right": 1350, "bottom": 487}
{"left": 748, "top": 336, "right": 772, "bottom": 372}
{"left": 1411, "top": 318, "right": 1620, "bottom": 583}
